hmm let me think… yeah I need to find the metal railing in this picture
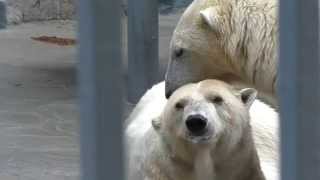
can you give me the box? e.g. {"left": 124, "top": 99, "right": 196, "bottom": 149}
{"left": 78, "top": 0, "right": 124, "bottom": 179}
{"left": 279, "top": 0, "right": 320, "bottom": 179}
{"left": 0, "top": 0, "right": 6, "bottom": 29}
{"left": 127, "top": 0, "right": 159, "bottom": 103}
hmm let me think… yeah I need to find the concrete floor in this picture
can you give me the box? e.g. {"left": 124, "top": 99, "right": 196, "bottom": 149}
{"left": 0, "top": 13, "right": 180, "bottom": 180}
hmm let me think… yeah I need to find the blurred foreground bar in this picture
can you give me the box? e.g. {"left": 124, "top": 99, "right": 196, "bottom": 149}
{"left": 127, "top": 0, "right": 159, "bottom": 103}
{"left": 279, "top": 0, "right": 320, "bottom": 180}
{"left": 0, "top": 0, "right": 6, "bottom": 28}
{"left": 78, "top": 0, "right": 123, "bottom": 180}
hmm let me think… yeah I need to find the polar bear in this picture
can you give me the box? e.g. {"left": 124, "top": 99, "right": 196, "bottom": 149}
{"left": 126, "top": 81, "right": 279, "bottom": 180}
{"left": 165, "top": 0, "right": 278, "bottom": 107}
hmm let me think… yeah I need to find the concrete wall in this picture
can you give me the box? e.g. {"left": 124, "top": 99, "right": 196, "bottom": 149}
{"left": 4, "top": 0, "right": 188, "bottom": 24}
{"left": 6, "top": 0, "right": 76, "bottom": 24}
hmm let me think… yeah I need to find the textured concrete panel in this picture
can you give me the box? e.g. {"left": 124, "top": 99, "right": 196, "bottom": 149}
{"left": 6, "top": 0, "right": 76, "bottom": 23}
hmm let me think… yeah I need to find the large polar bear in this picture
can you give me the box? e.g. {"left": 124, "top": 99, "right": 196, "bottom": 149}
{"left": 165, "top": 0, "right": 278, "bottom": 107}
{"left": 126, "top": 82, "right": 279, "bottom": 180}
{"left": 126, "top": 80, "right": 268, "bottom": 180}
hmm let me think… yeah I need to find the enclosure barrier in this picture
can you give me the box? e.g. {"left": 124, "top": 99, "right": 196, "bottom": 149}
{"left": 0, "top": 0, "right": 6, "bottom": 28}
{"left": 127, "top": 0, "right": 159, "bottom": 103}
{"left": 279, "top": 0, "right": 320, "bottom": 179}
{"left": 78, "top": 0, "right": 123, "bottom": 180}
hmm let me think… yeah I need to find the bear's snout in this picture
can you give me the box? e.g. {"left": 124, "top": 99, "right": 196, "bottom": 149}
{"left": 185, "top": 114, "right": 208, "bottom": 136}
{"left": 165, "top": 89, "right": 173, "bottom": 99}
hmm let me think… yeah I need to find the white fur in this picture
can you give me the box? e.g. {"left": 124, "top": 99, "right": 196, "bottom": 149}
{"left": 165, "top": 0, "right": 278, "bottom": 108}
{"left": 125, "top": 82, "right": 167, "bottom": 140}
{"left": 125, "top": 81, "right": 279, "bottom": 180}
{"left": 250, "top": 99, "right": 279, "bottom": 180}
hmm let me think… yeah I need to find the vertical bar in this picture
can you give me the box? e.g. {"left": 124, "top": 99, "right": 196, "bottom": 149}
{"left": 127, "top": 0, "right": 159, "bottom": 103}
{"left": 0, "top": 0, "right": 6, "bottom": 28}
{"left": 279, "top": 0, "right": 320, "bottom": 180}
{"left": 78, "top": 0, "right": 123, "bottom": 180}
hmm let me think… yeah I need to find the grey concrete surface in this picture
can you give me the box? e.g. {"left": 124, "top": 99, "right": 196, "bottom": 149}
{"left": 6, "top": 0, "right": 76, "bottom": 23}
{"left": 0, "top": 20, "right": 78, "bottom": 180}
{"left": 0, "top": 13, "right": 181, "bottom": 180}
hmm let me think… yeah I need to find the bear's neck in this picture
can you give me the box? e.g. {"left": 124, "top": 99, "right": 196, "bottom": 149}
{"left": 220, "top": 0, "right": 278, "bottom": 101}
{"left": 162, "top": 131, "right": 265, "bottom": 180}
{"left": 213, "top": 129, "right": 266, "bottom": 180}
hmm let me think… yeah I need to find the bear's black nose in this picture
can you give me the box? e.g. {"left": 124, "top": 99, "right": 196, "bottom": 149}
{"left": 165, "top": 90, "right": 172, "bottom": 99}
{"left": 185, "top": 114, "right": 208, "bottom": 136}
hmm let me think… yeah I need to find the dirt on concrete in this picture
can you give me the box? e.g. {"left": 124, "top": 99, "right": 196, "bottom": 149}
{"left": 31, "top": 36, "right": 76, "bottom": 46}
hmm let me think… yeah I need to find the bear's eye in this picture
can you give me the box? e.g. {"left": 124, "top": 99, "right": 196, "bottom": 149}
{"left": 211, "top": 96, "right": 223, "bottom": 104}
{"left": 175, "top": 102, "right": 184, "bottom": 110}
{"left": 174, "top": 48, "right": 184, "bottom": 58}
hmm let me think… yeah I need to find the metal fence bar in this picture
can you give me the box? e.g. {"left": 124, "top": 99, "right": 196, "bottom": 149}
{"left": 0, "top": 0, "right": 6, "bottom": 28}
{"left": 127, "top": 0, "right": 159, "bottom": 103}
{"left": 78, "top": 0, "right": 123, "bottom": 180}
{"left": 279, "top": 0, "right": 320, "bottom": 179}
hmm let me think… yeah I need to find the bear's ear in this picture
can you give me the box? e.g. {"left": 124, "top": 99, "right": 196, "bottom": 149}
{"left": 239, "top": 88, "right": 257, "bottom": 108}
{"left": 200, "top": 6, "right": 222, "bottom": 32}
{"left": 152, "top": 117, "right": 161, "bottom": 132}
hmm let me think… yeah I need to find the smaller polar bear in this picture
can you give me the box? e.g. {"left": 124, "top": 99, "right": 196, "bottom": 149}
{"left": 126, "top": 82, "right": 279, "bottom": 180}
{"left": 126, "top": 79, "right": 271, "bottom": 180}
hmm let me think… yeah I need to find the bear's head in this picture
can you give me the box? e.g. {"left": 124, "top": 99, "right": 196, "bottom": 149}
{"left": 165, "top": 0, "right": 235, "bottom": 98}
{"left": 152, "top": 79, "right": 257, "bottom": 154}
{"left": 165, "top": 0, "right": 278, "bottom": 101}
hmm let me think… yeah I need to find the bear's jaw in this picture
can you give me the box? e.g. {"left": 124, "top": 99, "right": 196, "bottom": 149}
{"left": 186, "top": 134, "right": 213, "bottom": 144}
{"left": 166, "top": 143, "right": 217, "bottom": 179}
{"left": 164, "top": 136, "right": 212, "bottom": 166}
{"left": 182, "top": 126, "right": 216, "bottom": 145}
